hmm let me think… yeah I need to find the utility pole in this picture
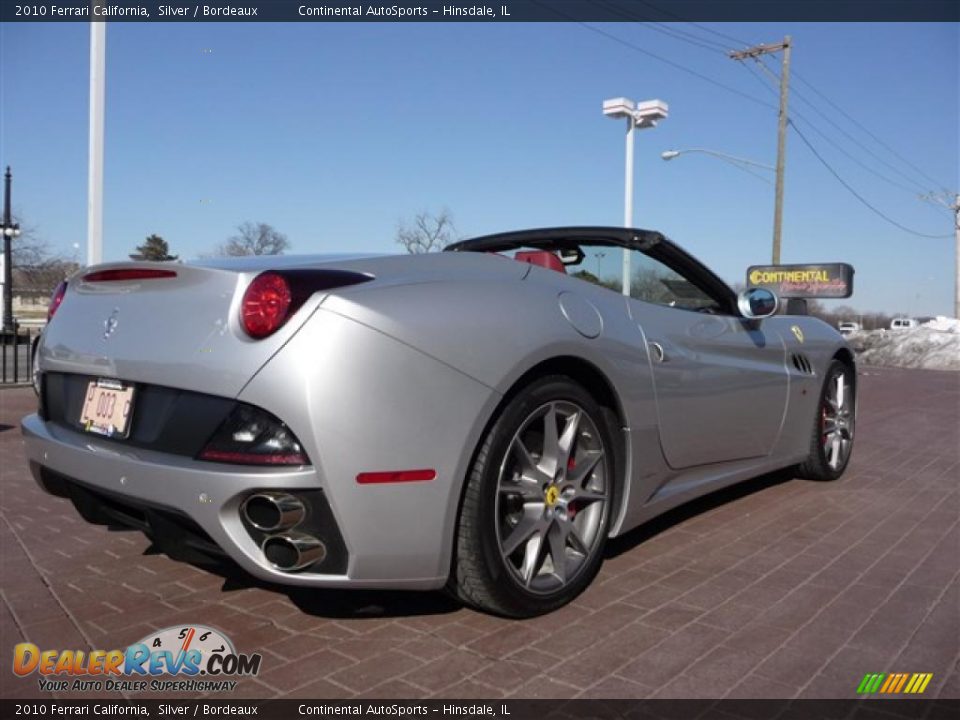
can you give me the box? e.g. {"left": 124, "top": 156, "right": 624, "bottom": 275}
{"left": 921, "top": 192, "right": 960, "bottom": 319}
{"left": 730, "top": 36, "right": 792, "bottom": 265}
{"left": 954, "top": 194, "right": 959, "bottom": 320}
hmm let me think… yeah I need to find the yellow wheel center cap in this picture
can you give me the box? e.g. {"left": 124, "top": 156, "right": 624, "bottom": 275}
{"left": 545, "top": 486, "right": 560, "bottom": 506}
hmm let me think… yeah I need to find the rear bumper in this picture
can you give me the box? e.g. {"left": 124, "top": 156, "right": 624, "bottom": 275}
{"left": 20, "top": 413, "right": 446, "bottom": 590}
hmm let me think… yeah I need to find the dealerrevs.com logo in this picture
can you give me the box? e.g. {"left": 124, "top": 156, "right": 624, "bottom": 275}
{"left": 13, "top": 625, "right": 262, "bottom": 694}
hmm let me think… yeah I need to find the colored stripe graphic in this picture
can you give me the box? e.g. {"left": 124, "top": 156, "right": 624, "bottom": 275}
{"left": 857, "top": 672, "right": 932, "bottom": 694}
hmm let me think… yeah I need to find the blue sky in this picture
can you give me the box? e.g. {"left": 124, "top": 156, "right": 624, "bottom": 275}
{"left": 1, "top": 21, "right": 957, "bottom": 315}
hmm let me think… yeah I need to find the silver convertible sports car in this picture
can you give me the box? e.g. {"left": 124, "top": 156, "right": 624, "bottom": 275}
{"left": 22, "top": 227, "right": 856, "bottom": 616}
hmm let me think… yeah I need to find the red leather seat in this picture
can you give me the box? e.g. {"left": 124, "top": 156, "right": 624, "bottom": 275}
{"left": 515, "top": 251, "right": 566, "bottom": 273}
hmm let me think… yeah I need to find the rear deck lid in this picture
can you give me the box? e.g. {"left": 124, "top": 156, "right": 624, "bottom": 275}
{"left": 39, "top": 262, "right": 324, "bottom": 398}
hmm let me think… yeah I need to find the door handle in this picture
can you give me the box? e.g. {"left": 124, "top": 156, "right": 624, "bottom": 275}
{"left": 648, "top": 341, "right": 667, "bottom": 363}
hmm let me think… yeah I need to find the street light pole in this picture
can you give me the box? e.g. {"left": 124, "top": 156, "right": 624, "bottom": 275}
{"left": 603, "top": 97, "right": 669, "bottom": 296}
{"left": 2, "top": 167, "right": 22, "bottom": 335}
{"left": 661, "top": 148, "right": 775, "bottom": 171}
{"left": 88, "top": 19, "right": 106, "bottom": 267}
{"left": 622, "top": 116, "right": 635, "bottom": 295}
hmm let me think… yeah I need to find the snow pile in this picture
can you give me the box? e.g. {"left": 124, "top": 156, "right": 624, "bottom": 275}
{"left": 923, "top": 316, "right": 960, "bottom": 334}
{"left": 850, "top": 317, "right": 960, "bottom": 371}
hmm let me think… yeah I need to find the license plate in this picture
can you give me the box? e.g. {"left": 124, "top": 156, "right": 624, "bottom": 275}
{"left": 79, "top": 379, "right": 135, "bottom": 438}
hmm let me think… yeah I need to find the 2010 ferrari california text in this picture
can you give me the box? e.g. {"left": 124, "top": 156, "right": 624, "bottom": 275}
{"left": 21, "top": 227, "right": 856, "bottom": 616}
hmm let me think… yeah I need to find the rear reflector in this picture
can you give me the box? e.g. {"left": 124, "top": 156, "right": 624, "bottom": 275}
{"left": 356, "top": 469, "right": 437, "bottom": 484}
{"left": 48, "top": 280, "right": 68, "bottom": 321}
{"left": 198, "top": 449, "right": 308, "bottom": 466}
{"left": 83, "top": 268, "right": 178, "bottom": 282}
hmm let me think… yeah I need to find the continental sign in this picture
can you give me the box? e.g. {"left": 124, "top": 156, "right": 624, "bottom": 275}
{"left": 747, "top": 263, "right": 854, "bottom": 299}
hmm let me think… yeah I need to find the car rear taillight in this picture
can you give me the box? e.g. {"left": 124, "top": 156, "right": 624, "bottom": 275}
{"left": 239, "top": 269, "right": 374, "bottom": 340}
{"left": 82, "top": 268, "right": 178, "bottom": 282}
{"left": 198, "top": 404, "right": 309, "bottom": 466}
{"left": 241, "top": 272, "right": 292, "bottom": 339}
{"left": 48, "top": 281, "right": 67, "bottom": 321}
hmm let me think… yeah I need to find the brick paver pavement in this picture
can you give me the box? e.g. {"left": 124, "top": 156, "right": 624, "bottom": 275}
{"left": 1, "top": 366, "right": 957, "bottom": 700}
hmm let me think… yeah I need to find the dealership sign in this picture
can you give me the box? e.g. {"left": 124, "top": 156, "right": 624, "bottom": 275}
{"left": 747, "top": 263, "right": 854, "bottom": 299}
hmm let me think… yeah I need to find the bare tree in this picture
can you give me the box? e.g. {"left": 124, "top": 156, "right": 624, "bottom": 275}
{"left": 8, "top": 217, "right": 76, "bottom": 294}
{"left": 395, "top": 210, "right": 459, "bottom": 254}
{"left": 218, "top": 222, "right": 290, "bottom": 257}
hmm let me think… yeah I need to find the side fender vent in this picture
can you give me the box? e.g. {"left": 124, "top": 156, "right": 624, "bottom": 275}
{"left": 791, "top": 353, "right": 815, "bottom": 375}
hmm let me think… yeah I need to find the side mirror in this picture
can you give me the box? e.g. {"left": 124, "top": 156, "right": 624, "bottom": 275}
{"left": 738, "top": 287, "right": 779, "bottom": 319}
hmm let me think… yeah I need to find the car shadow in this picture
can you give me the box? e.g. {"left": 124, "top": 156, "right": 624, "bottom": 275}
{"left": 144, "top": 543, "right": 461, "bottom": 619}
{"left": 139, "top": 468, "right": 797, "bottom": 619}
{"left": 604, "top": 468, "right": 796, "bottom": 559}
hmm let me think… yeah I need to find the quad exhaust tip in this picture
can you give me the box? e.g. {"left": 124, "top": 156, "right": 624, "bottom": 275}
{"left": 242, "top": 492, "right": 305, "bottom": 532}
{"left": 262, "top": 532, "right": 327, "bottom": 571}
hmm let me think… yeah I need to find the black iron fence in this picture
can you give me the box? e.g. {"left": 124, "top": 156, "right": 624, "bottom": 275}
{"left": 1, "top": 327, "right": 38, "bottom": 385}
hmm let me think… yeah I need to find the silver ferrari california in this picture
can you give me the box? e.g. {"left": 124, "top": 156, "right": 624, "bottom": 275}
{"left": 21, "top": 227, "right": 856, "bottom": 616}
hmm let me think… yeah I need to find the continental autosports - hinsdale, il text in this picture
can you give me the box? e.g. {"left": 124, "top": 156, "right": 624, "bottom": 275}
{"left": 298, "top": 5, "right": 498, "bottom": 16}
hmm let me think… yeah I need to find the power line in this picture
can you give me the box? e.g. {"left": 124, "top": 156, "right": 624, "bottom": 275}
{"left": 646, "top": 22, "right": 731, "bottom": 53}
{"left": 639, "top": 22, "right": 729, "bottom": 54}
{"left": 685, "top": 22, "right": 752, "bottom": 48}
{"left": 542, "top": 14, "right": 778, "bottom": 111}
{"left": 790, "top": 120, "right": 952, "bottom": 239}
{"left": 673, "top": 21, "right": 952, "bottom": 193}
{"left": 758, "top": 57, "right": 934, "bottom": 194}
{"left": 790, "top": 70, "right": 952, "bottom": 192}
{"left": 584, "top": 0, "right": 725, "bottom": 53}
{"left": 739, "top": 58, "right": 931, "bottom": 195}
{"left": 586, "top": 0, "right": 732, "bottom": 54}
{"left": 578, "top": 22, "right": 776, "bottom": 109}
{"left": 590, "top": 13, "right": 943, "bottom": 197}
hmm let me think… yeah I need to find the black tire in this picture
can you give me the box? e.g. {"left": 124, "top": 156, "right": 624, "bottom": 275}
{"left": 796, "top": 359, "right": 856, "bottom": 481}
{"left": 451, "top": 375, "right": 618, "bottom": 617}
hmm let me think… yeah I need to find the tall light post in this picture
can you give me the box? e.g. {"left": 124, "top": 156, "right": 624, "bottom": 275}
{"left": 603, "top": 97, "right": 669, "bottom": 296}
{"left": 2, "top": 167, "right": 22, "bottom": 335}
{"left": 88, "top": 19, "right": 106, "bottom": 267}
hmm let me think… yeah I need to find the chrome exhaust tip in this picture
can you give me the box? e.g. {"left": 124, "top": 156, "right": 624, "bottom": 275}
{"left": 242, "top": 492, "right": 305, "bottom": 532}
{"left": 262, "top": 531, "right": 326, "bottom": 572}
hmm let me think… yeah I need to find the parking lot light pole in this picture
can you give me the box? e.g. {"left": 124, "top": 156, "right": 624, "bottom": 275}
{"left": 2, "top": 167, "right": 22, "bottom": 335}
{"left": 603, "top": 98, "right": 669, "bottom": 296}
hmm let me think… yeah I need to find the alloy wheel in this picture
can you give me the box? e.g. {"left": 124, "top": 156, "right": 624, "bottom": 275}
{"left": 495, "top": 400, "right": 609, "bottom": 595}
{"left": 821, "top": 368, "right": 854, "bottom": 470}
